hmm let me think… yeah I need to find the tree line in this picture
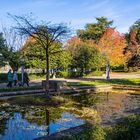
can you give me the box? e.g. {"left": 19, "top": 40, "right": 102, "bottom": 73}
{"left": 0, "top": 16, "right": 140, "bottom": 76}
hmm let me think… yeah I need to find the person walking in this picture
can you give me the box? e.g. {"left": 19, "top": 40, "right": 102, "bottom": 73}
{"left": 23, "top": 71, "right": 30, "bottom": 87}
{"left": 13, "top": 71, "right": 18, "bottom": 86}
{"left": 7, "top": 69, "right": 13, "bottom": 88}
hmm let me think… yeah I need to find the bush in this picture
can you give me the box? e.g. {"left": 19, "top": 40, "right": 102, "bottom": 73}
{"left": 0, "top": 73, "right": 21, "bottom": 83}
{"left": 105, "top": 115, "right": 140, "bottom": 140}
{"left": 62, "top": 115, "right": 140, "bottom": 140}
{"left": 56, "top": 71, "right": 83, "bottom": 78}
{"left": 62, "top": 125, "right": 105, "bottom": 140}
{"left": 68, "top": 71, "right": 82, "bottom": 78}
{"left": 29, "top": 73, "right": 46, "bottom": 80}
{"left": 128, "top": 67, "right": 140, "bottom": 72}
{"left": 0, "top": 73, "right": 7, "bottom": 82}
{"left": 56, "top": 71, "right": 69, "bottom": 78}
{"left": 85, "top": 71, "right": 104, "bottom": 77}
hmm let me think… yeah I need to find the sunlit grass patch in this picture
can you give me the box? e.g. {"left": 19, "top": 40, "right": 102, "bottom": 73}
{"left": 68, "top": 78, "right": 140, "bottom": 87}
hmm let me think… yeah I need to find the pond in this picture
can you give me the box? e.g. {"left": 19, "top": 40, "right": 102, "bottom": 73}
{"left": 71, "top": 90, "right": 140, "bottom": 125}
{"left": 0, "top": 90, "right": 140, "bottom": 140}
{"left": 0, "top": 105, "right": 85, "bottom": 140}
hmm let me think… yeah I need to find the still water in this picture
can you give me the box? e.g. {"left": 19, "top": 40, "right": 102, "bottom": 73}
{"left": 0, "top": 111, "right": 85, "bottom": 140}
{"left": 0, "top": 91, "right": 140, "bottom": 140}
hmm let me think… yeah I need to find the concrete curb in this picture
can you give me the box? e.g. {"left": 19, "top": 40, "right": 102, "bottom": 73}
{"left": 0, "top": 84, "right": 139, "bottom": 98}
{"left": 113, "top": 85, "right": 140, "bottom": 91}
{"left": 0, "top": 90, "right": 44, "bottom": 98}
{"left": 34, "top": 124, "right": 87, "bottom": 140}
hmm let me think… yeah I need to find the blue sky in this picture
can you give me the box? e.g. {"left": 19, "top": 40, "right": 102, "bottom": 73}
{"left": 0, "top": 0, "right": 140, "bottom": 34}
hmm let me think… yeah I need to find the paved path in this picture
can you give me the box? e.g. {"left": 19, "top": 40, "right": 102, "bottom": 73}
{"left": 0, "top": 73, "right": 139, "bottom": 89}
{"left": 103, "top": 73, "right": 140, "bottom": 79}
{"left": 0, "top": 80, "right": 42, "bottom": 89}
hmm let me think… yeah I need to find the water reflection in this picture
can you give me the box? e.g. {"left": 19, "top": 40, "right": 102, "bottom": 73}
{"left": 71, "top": 91, "right": 140, "bottom": 124}
{"left": 0, "top": 91, "right": 140, "bottom": 139}
{"left": 0, "top": 110, "right": 85, "bottom": 140}
{"left": 96, "top": 92, "right": 140, "bottom": 124}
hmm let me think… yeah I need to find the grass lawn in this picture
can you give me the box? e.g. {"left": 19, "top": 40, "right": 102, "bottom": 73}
{"left": 68, "top": 78, "right": 140, "bottom": 87}
{"left": 0, "top": 78, "right": 139, "bottom": 93}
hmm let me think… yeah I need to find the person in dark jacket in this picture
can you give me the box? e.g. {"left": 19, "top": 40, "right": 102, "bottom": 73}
{"left": 7, "top": 69, "right": 13, "bottom": 88}
{"left": 23, "top": 71, "right": 30, "bottom": 87}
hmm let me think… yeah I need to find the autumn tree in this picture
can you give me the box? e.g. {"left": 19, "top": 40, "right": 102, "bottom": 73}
{"left": 77, "top": 17, "right": 113, "bottom": 42}
{"left": 124, "top": 19, "right": 140, "bottom": 70}
{"left": 65, "top": 37, "right": 103, "bottom": 75}
{"left": 20, "top": 36, "right": 46, "bottom": 70}
{"left": 20, "top": 36, "right": 71, "bottom": 73}
{"left": 98, "top": 28, "right": 126, "bottom": 79}
{"left": 10, "top": 14, "right": 69, "bottom": 93}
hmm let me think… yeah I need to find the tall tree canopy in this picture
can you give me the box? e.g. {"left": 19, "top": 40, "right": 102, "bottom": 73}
{"left": 0, "top": 32, "right": 19, "bottom": 70}
{"left": 125, "top": 19, "right": 140, "bottom": 69}
{"left": 65, "top": 37, "right": 103, "bottom": 74}
{"left": 77, "top": 17, "right": 113, "bottom": 42}
{"left": 20, "top": 36, "right": 71, "bottom": 71}
{"left": 0, "top": 33, "right": 6, "bottom": 66}
{"left": 10, "top": 14, "right": 70, "bottom": 93}
{"left": 98, "top": 28, "right": 126, "bottom": 67}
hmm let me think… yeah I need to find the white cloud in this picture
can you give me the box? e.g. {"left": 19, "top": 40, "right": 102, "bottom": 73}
{"left": 117, "top": 26, "right": 129, "bottom": 33}
{"left": 82, "top": 0, "right": 111, "bottom": 12}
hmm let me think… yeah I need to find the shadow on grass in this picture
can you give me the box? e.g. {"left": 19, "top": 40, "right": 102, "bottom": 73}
{"left": 68, "top": 78, "right": 140, "bottom": 87}
{"left": 96, "top": 79, "right": 140, "bottom": 85}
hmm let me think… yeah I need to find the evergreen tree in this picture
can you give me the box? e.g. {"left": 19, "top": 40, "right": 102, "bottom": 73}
{"left": 77, "top": 17, "right": 113, "bottom": 42}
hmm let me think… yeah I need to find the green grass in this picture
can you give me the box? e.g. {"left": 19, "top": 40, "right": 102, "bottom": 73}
{"left": 29, "top": 73, "right": 46, "bottom": 80}
{"left": 85, "top": 71, "right": 104, "bottom": 77}
{"left": 68, "top": 78, "right": 140, "bottom": 87}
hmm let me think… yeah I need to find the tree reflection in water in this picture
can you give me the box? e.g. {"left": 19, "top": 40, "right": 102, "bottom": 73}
{"left": 0, "top": 106, "right": 85, "bottom": 140}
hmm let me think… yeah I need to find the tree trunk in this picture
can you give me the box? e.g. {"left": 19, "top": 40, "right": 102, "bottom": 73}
{"left": 106, "top": 61, "right": 110, "bottom": 80}
{"left": 81, "top": 68, "right": 84, "bottom": 76}
{"left": 45, "top": 109, "right": 50, "bottom": 136}
{"left": 46, "top": 46, "right": 49, "bottom": 94}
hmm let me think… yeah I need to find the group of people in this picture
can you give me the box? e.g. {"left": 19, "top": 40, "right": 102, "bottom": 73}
{"left": 7, "top": 69, "right": 29, "bottom": 88}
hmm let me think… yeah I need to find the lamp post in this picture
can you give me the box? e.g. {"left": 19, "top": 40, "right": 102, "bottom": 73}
{"left": 0, "top": 54, "right": 3, "bottom": 72}
{"left": 20, "top": 57, "right": 24, "bottom": 85}
{"left": 0, "top": 54, "right": 2, "bottom": 73}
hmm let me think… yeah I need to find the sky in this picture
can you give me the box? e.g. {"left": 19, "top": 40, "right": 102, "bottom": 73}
{"left": 0, "top": 0, "right": 140, "bottom": 34}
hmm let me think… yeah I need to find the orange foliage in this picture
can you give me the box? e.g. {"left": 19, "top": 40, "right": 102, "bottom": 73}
{"left": 65, "top": 36, "right": 96, "bottom": 50}
{"left": 65, "top": 36, "right": 81, "bottom": 47}
{"left": 20, "top": 35, "right": 40, "bottom": 56}
{"left": 98, "top": 28, "right": 126, "bottom": 66}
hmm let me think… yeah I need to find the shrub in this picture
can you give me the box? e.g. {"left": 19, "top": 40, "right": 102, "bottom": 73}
{"left": 0, "top": 73, "right": 7, "bottom": 82}
{"left": 68, "top": 71, "right": 83, "bottom": 78}
{"left": 62, "top": 125, "right": 105, "bottom": 140}
{"left": 29, "top": 73, "right": 46, "bottom": 80}
{"left": 62, "top": 115, "right": 140, "bottom": 140}
{"left": 105, "top": 115, "right": 140, "bottom": 140}
{"left": 56, "top": 71, "right": 69, "bottom": 78}
{"left": 0, "top": 73, "right": 21, "bottom": 83}
{"left": 85, "top": 71, "right": 104, "bottom": 77}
